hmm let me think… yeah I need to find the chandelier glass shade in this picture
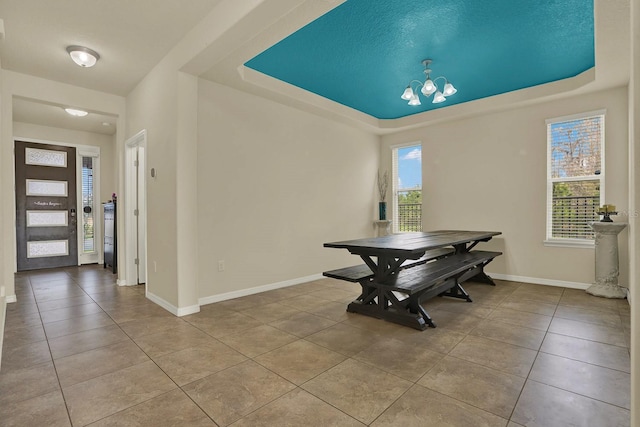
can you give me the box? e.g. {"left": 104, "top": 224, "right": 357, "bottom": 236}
{"left": 401, "top": 59, "right": 457, "bottom": 105}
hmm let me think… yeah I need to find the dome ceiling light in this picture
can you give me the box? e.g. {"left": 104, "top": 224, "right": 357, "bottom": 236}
{"left": 64, "top": 108, "right": 89, "bottom": 117}
{"left": 66, "top": 45, "right": 100, "bottom": 67}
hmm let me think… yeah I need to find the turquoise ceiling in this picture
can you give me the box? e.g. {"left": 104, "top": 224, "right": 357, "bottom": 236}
{"left": 245, "top": 0, "right": 594, "bottom": 120}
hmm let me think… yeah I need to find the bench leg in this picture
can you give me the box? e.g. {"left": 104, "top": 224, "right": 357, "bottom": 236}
{"left": 440, "top": 284, "right": 473, "bottom": 302}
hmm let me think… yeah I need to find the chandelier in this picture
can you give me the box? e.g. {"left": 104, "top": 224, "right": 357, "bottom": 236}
{"left": 401, "top": 59, "right": 457, "bottom": 105}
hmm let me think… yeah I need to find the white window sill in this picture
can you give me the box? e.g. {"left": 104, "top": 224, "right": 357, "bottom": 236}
{"left": 543, "top": 239, "right": 595, "bottom": 249}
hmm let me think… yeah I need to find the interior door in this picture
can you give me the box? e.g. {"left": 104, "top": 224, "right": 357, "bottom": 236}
{"left": 15, "top": 141, "right": 78, "bottom": 271}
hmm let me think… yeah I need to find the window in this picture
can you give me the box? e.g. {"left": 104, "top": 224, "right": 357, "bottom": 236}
{"left": 392, "top": 143, "right": 422, "bottom": 233}
{"left": 81, "top": 157, "right": 95, "bottom": 252}
{"left": 546, "top": 111, "right": 604, "bottom": 245}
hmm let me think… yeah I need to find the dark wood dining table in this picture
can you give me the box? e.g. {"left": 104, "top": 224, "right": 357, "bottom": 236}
{"left": 324, "top": 230, "right": 502, "bottom": 329}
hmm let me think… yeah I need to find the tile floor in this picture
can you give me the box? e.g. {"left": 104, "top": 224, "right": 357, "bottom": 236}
{"left": 0, "top": 265, "right": 632, "bottom": 426}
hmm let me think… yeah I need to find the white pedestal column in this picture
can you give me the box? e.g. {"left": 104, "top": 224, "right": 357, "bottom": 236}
{"left": 586, "top": 222, "right": 628, "bottom": 298}
{"left": 374, "top": 220, "right": 392, "bottom": 237}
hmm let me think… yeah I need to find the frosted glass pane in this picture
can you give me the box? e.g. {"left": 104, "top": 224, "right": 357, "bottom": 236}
{"left": 25, "top": 148, "right": 67, "bottom": 167}
{"left": 27, "top": 240, "right": 68, "bottom": 258}
{"left": 26, "top": 179, "right": 68, "bottom": 196}
{"left": 27, "top": 210, "right": 68, "bottom": 227}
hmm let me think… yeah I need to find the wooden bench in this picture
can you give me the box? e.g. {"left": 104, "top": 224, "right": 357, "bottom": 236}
{"left": 322, "top": 247, "right": 454, "bottom": 283}
{"left": 346, "top": 250, "right": 502, "bottom": 330}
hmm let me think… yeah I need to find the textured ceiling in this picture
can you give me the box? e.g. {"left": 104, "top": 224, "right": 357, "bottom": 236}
{"left": 245, "top": 0, "right": 595, "bottom": 119}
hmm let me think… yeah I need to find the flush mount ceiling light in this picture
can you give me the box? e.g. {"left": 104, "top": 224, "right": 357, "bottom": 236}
{"left": 401, "top": 59, "right": 457, "bottom": 106}
{"left": 64, "top": 108, "right": 89, "bottom": 117}
{"left": 66, "top": 45, "right": 100, "bottom": 67}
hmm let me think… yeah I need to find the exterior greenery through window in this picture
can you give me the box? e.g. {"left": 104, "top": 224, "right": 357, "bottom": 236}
{"left": 82, "top": 157, "right": 95, "bottom": 252}
{"left": 392, "top": 144, "right": 422, "bottom": 232}
{"left": 546, "top": 111, "right": 604, "bottom": 242}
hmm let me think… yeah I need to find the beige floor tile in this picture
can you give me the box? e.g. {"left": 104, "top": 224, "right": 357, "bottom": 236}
{"left": 48, "top": 324, "right": 129, "bottom": 359}
{"left": 305, "top": 323, "right": 378, "bottom": 356}
{"left": 219, "top": 324, "right": 298, "bottom": 357}
{"left": 39, "top": 302, "right": 104, "bottom": 324}
{"left": 1, "top": 339, "right": 52, "bottom": 371}
{"left": 43, "top": 311, "right": 115, "bottom": 339}
{"left": 302, "top": 358, "right": 412, "bottom": 424}
{"left": 1, "top": 323, "right": 46, "bottom": 347}
{"left": 269, "top": 311, "right": 337, "bottom": 337}
{"left": 3, "top": 310, "right": 43, "bottom": 331}
{"left": 470, "top": 319, "right": 546, "bottom": 350}
{"left": 132, "top": 322, "right": 218, "bottom": 358}
{"left": 154, "top": 340, "right": 247, "bottom": 386}
{"left": 33, "top": 286, "right": 87, "bottom": 303}
{"left": 183, "top": 360, "right": 296, "bottom": 426}
{"left": 226, "top": 293, "right": 283, "bottom": 310}
{"left": 503, "top": 290, "right": 562, "bottom": 305}
{"left": 487, "top": 307, "right": 552, "bottom": 331}
{"left": 36, "top": 295, "right": 94, "bottom": 312}
{"left": 308, "top": 300, "right": 351, "bottom": 322}
{"left": 118, "top": 315, "right": 187, "bottom": 339}
{"left": 497, "top": 299, "right": 557, "bottom": 316}
{"left": 371, "top": 384, "right": 508, "bottom": 427}
{"left": 255, "top": 340, "right": 346, "bottom": 385}
{"left": 395, "top": 326, "right": 467, "bottom": 354}
{"left": 449, "top": 336, "right": 537, "bottom": 377}
{"left": 54, "top": 340, "right": 150, "bottom": 387}
{"left": 64, "top": 360, "right": 176, "bottom": 426}
{"left": 529, "top": 352, "right": 630, "bottom": 409}
{"left": 184, "top": 311, "right": 263, "bottom": 338}
{"left": 0, "top": 361, "right": 60, "bottom": 405}
{"left": 103, "top": 303, "right": 173, "bottom": 324}
{"left": 512, "top": 380, "right": 629, "bottom": 427}
{"left": 306, "top": 287, "right": 361, "bottom": 302}
{"left": 558, "top": 288, "right": 621, "bottom": 314}
{"left": 554, "top": 305, "right": 622, "bottom": 328}
{"left": 353, "top": 337, "right": 445, "bottom": 382}
{"left": 0, "top": 389, "right": 71, "bottom": 427}
{"left": 231, "top": 388, "right": 365, "bottom": 427}
{"left": 540, "top": 333, "right": 631, "bottom": 373}
{"left": 424, "top": 308, "right": 486, "bottom": 333}
{"left": 430, "top": 299, "right": 496, "bottom": 318}
{"left": 548, "top": 317, "right": 628, "bottom": 347}
{"left": 240, "top": 301, "right": 303, "bottom": 323}
{"left": 89, "top": 389, "right": 215, "bottom": 426}
{"left": 279, "top": 294, "right": 334, "bottom": 311}
{"left": 418, "top": 356, "right": 526, "bottom": 419}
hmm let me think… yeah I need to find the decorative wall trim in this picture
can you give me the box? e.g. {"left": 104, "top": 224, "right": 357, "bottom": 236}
{"left": 199, "top": 273, "right": 324, "bottom": 306}
{"left": 146, "top": 291, "right": 200, "bottom": 317}
{"left": 486, "top": 272, "right": 591, "bottom": 290}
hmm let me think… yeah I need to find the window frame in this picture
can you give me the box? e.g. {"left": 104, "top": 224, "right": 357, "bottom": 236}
{"left": 544, "top": 109, "right": 605, "bottom": 248}
{"left": 391, "top": 141, "right": 423, "bottom": 234}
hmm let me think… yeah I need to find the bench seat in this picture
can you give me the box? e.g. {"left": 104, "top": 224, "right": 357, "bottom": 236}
{"left": 381, "top": 250, "right": 502, "bottom": 295}
{"left": 323, "top": 247, "right": 454, "bottom": 283}
{"left": 346, "top": 250, "right": 502, "bottom": 329}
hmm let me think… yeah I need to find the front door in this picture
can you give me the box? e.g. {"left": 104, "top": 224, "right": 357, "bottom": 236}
{"left": 15, "top": 141, "right": 78, "bottom": 271}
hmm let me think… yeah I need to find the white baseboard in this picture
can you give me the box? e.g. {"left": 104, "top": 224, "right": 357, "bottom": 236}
{"left": 199, "top": 273, "right": 324, "bottom": 306}
{"left": 486, "top": 272, "right": 591, "bottom": 290}
{"left": 627, "top": 288, "right": 632, "bottom": 305}
{"left": 6, "top": 295, "right": 17, "bottom": 303}
{"left": 145, "top": 291, "right": 200, "bottom": 317}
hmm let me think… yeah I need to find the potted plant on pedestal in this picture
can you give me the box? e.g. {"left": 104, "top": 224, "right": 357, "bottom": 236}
{"left": 377, "top": 171, "right": 388, "bottom": 220}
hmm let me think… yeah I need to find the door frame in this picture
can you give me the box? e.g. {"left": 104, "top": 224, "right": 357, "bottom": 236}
{"left": 12, "top": 137, "right": 102, "bottom": 269}
{"left": 124, "top": 129, "right": 147, "bottom": 286}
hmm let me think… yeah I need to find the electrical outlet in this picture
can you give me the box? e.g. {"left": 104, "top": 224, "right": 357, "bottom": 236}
{"left": 218, "top": 260, "right": 225, "bottom": 272}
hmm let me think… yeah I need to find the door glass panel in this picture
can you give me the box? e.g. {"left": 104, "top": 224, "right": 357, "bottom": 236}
{"left": 81, "top": 157, "right": 95, "bottom": 252}
{"left": 27, "top": 240, "right": 69, "bottom": 258}
{"left": 25, "top": 148, "right": 67, "bottom": 167}
{"left": 26, "top": 179, "right": 68, "bottom": 197}
{"left": 26, "top": 210, "right": 68, "bottom": 227}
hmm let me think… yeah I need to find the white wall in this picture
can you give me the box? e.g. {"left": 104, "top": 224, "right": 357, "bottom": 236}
{"left": 196, "top": 79, "right": 380, "bottom": 299}
{"left": 381, "top": 86, "right": 629, "bottom": 287}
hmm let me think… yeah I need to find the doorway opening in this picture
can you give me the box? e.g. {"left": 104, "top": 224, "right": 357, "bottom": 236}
{"left": 124, "top": 130, "right": 147, "bottom": 286}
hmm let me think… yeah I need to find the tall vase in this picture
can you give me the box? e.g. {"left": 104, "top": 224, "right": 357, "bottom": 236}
{"left": 379, "top": 202, "right": 387, "bottom": 220}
